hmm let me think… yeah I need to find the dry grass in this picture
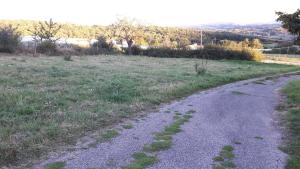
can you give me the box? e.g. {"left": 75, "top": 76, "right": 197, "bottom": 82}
{"left": 263, "top": 54, "right": 300, "bottom": 65}
{"left": 0, "top": 55, "right": 299, "bottom": 167}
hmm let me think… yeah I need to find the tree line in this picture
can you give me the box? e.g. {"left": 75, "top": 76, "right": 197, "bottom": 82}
{"left": 0, "top": 18, "right": 253, "bottom": 47}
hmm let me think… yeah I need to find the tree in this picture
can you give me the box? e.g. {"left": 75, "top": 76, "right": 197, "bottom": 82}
{"left": 276, "top": 9, "right": 300, "bottom": 44}
{"left": 249, "top": 39, "right": 263, "bottom": 49}
{"left": 0, "top": 25, "right": 20, "bottom": 53}
{"left": 31, "top": 19, "right": 61, "bottom": 55}
{"left": 240, "top": 38, "right": 250, "bottom": 48}
{"left": 110, "top": 18, "right": 141, "bottom": 55}
{"left": 31, "top": 18, "right": 61, "bottom": 42}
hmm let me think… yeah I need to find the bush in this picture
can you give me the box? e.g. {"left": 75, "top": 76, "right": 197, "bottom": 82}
{"left": 63, "top": 55, "right": 72, "bottom": 61}
{"left": 128, "top": 45, "right": 142, "bottom": 55}
{"left": 241, "top": 48, "right": 264, "bottom": 61}
{"left": 137, "top": 45, "right": 263, "bottom": 61}
{"left": 0, "top": 25, "right": 20, "bottom": 53}
{"left": 36, "top": 40, "right": 57, "bottom": 55}
{"left": 87, "top": 36, "right": 115, "bottom": 55}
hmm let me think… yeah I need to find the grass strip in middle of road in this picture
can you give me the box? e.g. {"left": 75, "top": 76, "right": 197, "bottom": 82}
{"left": 124, "top": 110, "right": 195, "bottom": 169}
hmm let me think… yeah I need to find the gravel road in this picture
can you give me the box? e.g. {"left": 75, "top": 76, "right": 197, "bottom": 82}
{"left": 36, "top": 73, "right": 300, "bottom": 169}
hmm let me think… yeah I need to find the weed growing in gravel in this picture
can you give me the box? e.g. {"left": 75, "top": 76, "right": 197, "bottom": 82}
{"left": 125, "top": 113, "right": 193, "bottom": 168}
{"left": 254, "top": 136, "right": 263, "bottom": 140}
{"left": 186, "top": 110, "right": 196, "bottom": 114}
{"left": 175, "top": 112, "right": 182, "bottom": 115}
{"left": 212, "top": 165, "right": 226, "bottom": 169}
{"left": 213, "top": 145, "right": 236, "bottom": 168}
{"left": 122, "top": 124, "right": 133, "bottom": 129}
{"left": 234, "top": 141, "right": 242, "bottom": 145}
{"left": 223, "top": 145, "right": 234, "bottom": 152}
{"left": 143, "top": 140, "right": 172, "bottom": 152}
{"left": 220, "top": 161, "right": 236, "bottom": 168}
{"left": 173, "top": 115, "right": 181, "bottom": 120}
{"left": 213, "top": 156, "right": 224, "bottom": 162}
{"left": 101, "top": 129, "right": 119, "bottom": 141}
{"left": 231, "top": 91, "right": 248, "bottom": 95}
{"left": 124, "top": 152, "right": 157, "bottom": 169}
{"left": 45, "top": 161, "right": 65, "bottom": 169}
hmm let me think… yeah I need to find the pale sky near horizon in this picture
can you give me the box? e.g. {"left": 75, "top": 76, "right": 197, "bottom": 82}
{"left": 1, "top": 0, "right": 299, "bottom": 26}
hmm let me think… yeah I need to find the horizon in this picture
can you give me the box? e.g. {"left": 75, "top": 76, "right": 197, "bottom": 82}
{"left": 0, "top": 0, "right": 298, "bottom": 26}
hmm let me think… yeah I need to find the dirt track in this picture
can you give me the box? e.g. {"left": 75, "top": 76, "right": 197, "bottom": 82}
{"left": 36, "top": 73, "right": 300, "bottom": 169}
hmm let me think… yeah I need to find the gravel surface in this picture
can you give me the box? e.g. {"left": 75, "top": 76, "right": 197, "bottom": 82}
{"left": 36, "top": 73, "right": 300, "bottom": 169}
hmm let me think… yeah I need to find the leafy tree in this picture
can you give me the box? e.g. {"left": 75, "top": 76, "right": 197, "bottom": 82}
{"left": 110, "top": 18, "right": 142, "bottom": 55}
{"left": 31, "top": 18, "right": 62, "bottom": 42}
{"left": 276, "top": 9, "right": 300, "bottom": 44}
{"left": 0, "top": 19, "right": 260, "bottom": 50}
{"left": 0, "top": 25, "right": 20, "bottom": 53}
{"left": 240, "top": 38, "right": 250, "bottom": 48}
{"left": 249, "top": 39, "right": 263, "bottom": 49}
{"left": 31, "top": 19, "right": 62, "bottom": 55}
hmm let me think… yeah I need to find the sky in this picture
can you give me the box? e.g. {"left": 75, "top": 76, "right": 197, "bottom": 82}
{"left": 0, "top": 0, "right": 298, "bottom": 26}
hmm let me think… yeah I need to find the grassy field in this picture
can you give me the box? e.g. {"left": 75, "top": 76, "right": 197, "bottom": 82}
{"left": 0, "top": 55, "right": 299, "bottom": 166}
{"left": 281, "top": 80, "right": 300, "bottom": 169}
{"left": 265, "top": 54, "right": 300, "bottom": 58}
{"left": 264, "top": 54, "right": 300, "bottom": 65}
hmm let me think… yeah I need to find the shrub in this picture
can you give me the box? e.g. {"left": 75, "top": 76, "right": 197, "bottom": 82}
{"left": 88, "top": 36, "right": 114, "bottom": 55}
{"left": 63, "top": 55, "right": 72, "bottom": 61}
{"left": 137, "top": 45, "right": 264, "bottom": 61}
{"left": 0, "top": 25, "right": 21, "bottom": 53}
{"left": 194, "top": 63, "right": 207, "bottom": 75}
{"left": 37, "top": 40, "right": 57, "bottom": 55}
{"left": 241, "top": 48, "right": 264, "bottom": 61}
{"left": 129, "top": 45, "right": 142, "bottom": 55}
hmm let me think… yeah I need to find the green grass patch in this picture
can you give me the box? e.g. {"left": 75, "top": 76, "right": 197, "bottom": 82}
{"left": 220, "top": 161, "right": 236, "bottom": 168}
{"left": 0, "top": 55, "right": 298, "bottom": 166}
{"left": 213, "top": 156, "right": 224, "bottom": 162}
{"left": 164, "top": 122, "right": 182, "bottom": 134}
{"left": 281, "top": 80, "right": 300, "bottom": 169}
{"left": 154, "top": 133, "right": 172, "bottom": 141}
{"left": 143, "top": 140, "right": 172, "bottom": 152}
{"left": 283, "top": 80, "right": 300, "bottom": 105}
{"left": 126, "top": 113, "right": 192, "bottom": 168}
{"left": 212, "top": 165, "right": 226, "bottom": 169}
{"left": 222, "top": 145, "right": 234, "bottom": 152}
{"left": 45, "top": 161, "right": 65, "bottom": 169}
{"left": 101, "top": 129, "right": 119, "bottom": 141}
{"left": 124, "top": 152, "right": 157, "bottom": 169}
{"left": 122, "top": 124, "right": 133, "bottom": 129}
{"left": 220, "top": 150, "right": 235, "bottom": 160}
{"left": 183, "top": 114, "right": 193, "bottom": 119}
{"left": 213, "top": 145, "right": 236, "bottom": 168}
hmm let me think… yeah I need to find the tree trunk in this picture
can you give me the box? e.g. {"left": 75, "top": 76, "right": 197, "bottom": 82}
{"left": 127, "top": 39, "right": 133, "bottom": 55}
